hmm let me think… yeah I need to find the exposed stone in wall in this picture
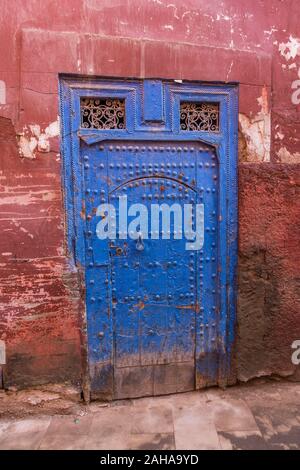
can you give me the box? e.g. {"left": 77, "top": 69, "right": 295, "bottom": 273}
{"left": 18, "top": 119, "right": 60, "bottom": 159}
{"left": 0, "top": 116, "right": 18, "bottom": 151}
{"left": 238, "top": 87, "right": 271, "bottom": 162}
{"left": 276, "top": 146, "right": 300, "bottom": 163}
{"left": 238, "top": 113, "right": 271, "bottom": 162}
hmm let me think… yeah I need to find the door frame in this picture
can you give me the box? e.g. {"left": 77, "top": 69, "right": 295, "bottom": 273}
{"left": 59, "top": 75, "right": 238, "bottom": 398}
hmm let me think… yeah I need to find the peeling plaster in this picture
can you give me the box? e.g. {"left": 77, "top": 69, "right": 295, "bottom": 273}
{"left": 291, "top": 68, "right": 300, "bottom": 105}
{"left": 86, "top": 0, "right": 124, "bottom": 10}
{"left": 276, "top": 147, "right": 300, "bottom": 163}
{"left": 216, "top": 14, "right": 231, "bottom": 21}
{"left": 278, "top": 36, "right": 300, "bottom": 61}
{"left": 275, "top": 131, "right": 284, "bottom": 141}
{"left": 264, "top": 28, "right": 278, "bottom": 37}
{"left": 167, "top": 4, "right": 180, "bottom": 20}
{"left": 18, "top": 118, "right": 60, "bottom": 159}
{"left": 0, "top": 191, "right": 57, "bottom": 206}
{"left": 163, "top": 24, "right": 174, "bottom": 31}
{"left": 0, "top": 80, "right": 6, "bottom": 105}
{"left": 238, "top": 87, "right": 271, "bottom": 162}
{"left": 279, "top": 36, "right": 300, "bottom": 105}
{"left": 18, "top": 135, "right": 38, "bottom": 160}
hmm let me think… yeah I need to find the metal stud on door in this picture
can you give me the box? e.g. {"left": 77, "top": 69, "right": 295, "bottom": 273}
{"left": 60, "top": 78, "right": 238, "bottom": 400}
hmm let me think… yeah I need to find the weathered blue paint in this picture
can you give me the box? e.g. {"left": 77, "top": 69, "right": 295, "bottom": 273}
{"left": 59, "top": 77, "right": 238, "bottom": 400}
{"left": 143, "top": 80, "right": 164, "bottom": 123}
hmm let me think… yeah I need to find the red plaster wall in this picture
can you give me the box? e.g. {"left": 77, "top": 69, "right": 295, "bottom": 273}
{"left": 0, "top": 0, "right": 299, "bottom": 389}
{"left": 0, "top": 115, "right": 82, "bottom": 387}
{"left": 238, "top": 164, "right": 300, "bottom": 381}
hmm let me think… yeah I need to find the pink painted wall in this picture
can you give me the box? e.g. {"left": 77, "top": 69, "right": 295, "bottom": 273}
{"left": 0, "top": 0, "right": 299, "bottom": 389}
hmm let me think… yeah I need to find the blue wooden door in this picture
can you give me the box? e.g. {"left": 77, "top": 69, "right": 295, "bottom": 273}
{"left": 60, "top": 78, "right": 238, "bottom": 400}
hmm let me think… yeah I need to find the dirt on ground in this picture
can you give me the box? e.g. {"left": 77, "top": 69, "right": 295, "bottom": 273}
{"left": 0, "top": 376, "right": 299, "bottom": 421}
{"left": 0, "top": 382, "right": 88, "bottom": 419}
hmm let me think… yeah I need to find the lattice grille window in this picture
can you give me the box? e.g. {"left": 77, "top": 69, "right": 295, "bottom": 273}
{"left": 180, "top": 102, "right": 219, "bottom": 132}
{"left": 80, "top": 98, "right": 125, "bottom": 129}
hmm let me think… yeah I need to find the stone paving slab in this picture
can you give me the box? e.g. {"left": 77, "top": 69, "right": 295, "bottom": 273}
{"left": 0, "top": 417, "right": 51, "bottom": 450}
{"left": 130, "top": 405, "right": 174, "bottom": 434}
{"left": 249, "top": 403, "right": 300, "bottom": 450}
{"left": 207, "top": 398, "right": 260, "bottom": 432}
{"left": 0, "top": 381, "right": 299, "bottom": 450}
{"left": 38, "top": 415, "right": 93, "bottom": 450}
{"left": 218, "top": 430, "right": 267, "bottom": 450}
{"left": 173, "top": 404, "right": 221, "bottom": 450}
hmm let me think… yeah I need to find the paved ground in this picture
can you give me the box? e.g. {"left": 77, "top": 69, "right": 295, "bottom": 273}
{"left": 0, "top": 379, "right": 300, "bottom": 450}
